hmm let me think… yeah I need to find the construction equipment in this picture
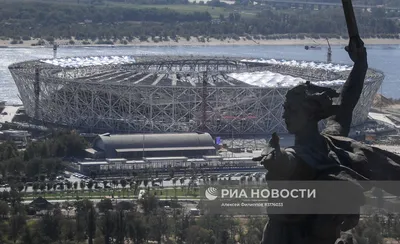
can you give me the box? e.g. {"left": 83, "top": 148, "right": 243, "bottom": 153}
{"left": 326, "top": 38, "right": 332, "bottom": 63}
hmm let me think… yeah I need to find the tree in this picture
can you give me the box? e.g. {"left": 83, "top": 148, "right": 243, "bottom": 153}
{"left": 98, "top": 210, "right": 115, "bottom": 244}
{"left": 169, "top": 167, "right": 175, "bottom": 179}
{"left": 39, "top": 183, "right": 46, "bottom": 195}
{"left": 125, "top": 211, "right": 149, "bottom": 243}
{"left": 34, "top": 211, "right": 63, "bottom": 243}
{"left": 353, "top": 214, "right": 384, "bottom": 244}
{"left": 80, "top": 180, "right": 86, "bottom": 194}
{"left": 116, "top": 201, "right": 133, "bottom": 211}
{"left": 60, "top": 218, "right": 76, "bottom": 242}
{"left": 87, "top": 205, "right": 96, "bottom": 244}
{"left": 59, "top": 182, "right": 64, "bottom": 192}
{"left": 97, "top": 199, "right": 113, "bottom": 213}
{"left": 32, "top": 182, "right": 39, "bottom": 194}
{"left": 112, "top": 180, "right": 118, "bottom": 189}
{"left": 120, "top": 179, "right": 127, "bottom": 197}
{"left": 20, "top": 226, "right": 33, "bottom": 244}
{"left": 139, "top": 193, "right": 159, "bottom": 215}
{"left": 241, "top": 217, "right": 266, "bottom": 243}
{"left": 87, "top": 180, "right": 94, "bottom": 197}
{"left": 17, "top": 183, "right": 24, "bottom": 193}
{"left": 66, "top": 181, "right": 72, "bottom": 194}
{"left": 46, "top": 182, "right": 52, "bottom": 192}
{"left": 90, "top": 171, "right": 97, "bottom": 180}
{"left": 62, "top": 201, "right": 74, "bottom": 217}
{"left": 73, "top": 200, "right": 94, "bottom": 242}
{"left": 115, "top": 210, "right": 126, "bottom": 244}
{"left": 0, "top": 200, "right": 9, "bottom": 219}
{"left": 9, "top": 213, "right": 26, "bottom": 243}
{"left": 186, "top": 225, "right": 215, "bottom": 244}
{"left": 8, "top": 189, "right": 22, "bottom": 209}
{"left": 148, "top": 207, "right": 169, "bottom": 244}
{"left": 130, "top": 181, "right": 137, "bottom": 197}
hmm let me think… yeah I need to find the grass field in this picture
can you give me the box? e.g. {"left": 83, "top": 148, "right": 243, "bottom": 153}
{"left": 109, "top": 3, "right": 229, "bottom": 17}
{"left": 3, "top": 0, "right": 259, "bottom": 18}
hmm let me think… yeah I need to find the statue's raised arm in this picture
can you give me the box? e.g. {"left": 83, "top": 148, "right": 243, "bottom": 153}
{"left": 322, "top": 36, "right": 368, "bottom": 137}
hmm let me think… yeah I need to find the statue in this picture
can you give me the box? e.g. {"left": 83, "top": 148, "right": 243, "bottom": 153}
{"left": 254, "top": 35, "right": 400, "bottom": 244}
{"left": 252, "top": 1, "right": 400, "bottom": 243}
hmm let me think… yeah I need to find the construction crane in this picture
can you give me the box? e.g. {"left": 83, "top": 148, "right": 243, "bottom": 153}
{"left": 326, "top": 37, "right": 332, "bottom": 63}
{"left": 201, "top": 71, "right": 208, "bottom": 132}
{"left": 53, "top": 42, "right": 58, "bottom": 58}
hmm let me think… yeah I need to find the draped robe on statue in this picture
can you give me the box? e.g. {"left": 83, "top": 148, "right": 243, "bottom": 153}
{"left": 260, "top": 53, "right": 396, "bottom": 244}
{"left": 322, "top": 133, "right": 400, "bottom": 195}
{"left": 261, "top": 133, "right": 400, "bottom": 244}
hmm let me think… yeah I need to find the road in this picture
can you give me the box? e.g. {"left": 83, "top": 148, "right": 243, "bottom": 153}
{"left": 21, "top": 198, "right": 199, "bottom": 204}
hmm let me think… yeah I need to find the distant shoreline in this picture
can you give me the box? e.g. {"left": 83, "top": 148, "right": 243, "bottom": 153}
{"left": 1, "top": 37, "right": 400, "bottom": 48}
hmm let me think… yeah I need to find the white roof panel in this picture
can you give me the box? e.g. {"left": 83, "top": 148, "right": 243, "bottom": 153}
{"left": 143, "top": 157, "right": 188, "bottom": 161}
{"left": 39, "top": 56, "right": 136, "bottom": 68}
{"left": 241, "top": 58, "right": 352, "bottom": 72}
{"left": 79, "top": 161, "right": 108, "bottom": 165}
{"left": 228, "top": 71, "right": 345, "bottom": 88}
{"left": 37, "top": 56, "right": 352, "bottom": 88}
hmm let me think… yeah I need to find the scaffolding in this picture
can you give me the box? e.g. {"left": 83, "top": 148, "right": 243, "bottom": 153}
{"left": 8, "top": 55, "right": 384, "bottom": 137}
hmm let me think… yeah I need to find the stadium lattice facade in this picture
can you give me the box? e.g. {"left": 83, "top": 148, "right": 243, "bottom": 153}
{"left": 9, "top": 55, "right": 384, "bottom": 137}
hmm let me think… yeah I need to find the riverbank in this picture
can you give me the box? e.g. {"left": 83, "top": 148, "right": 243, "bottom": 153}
{"left": 2, "top": 37, "right": 400, "bottom": 48}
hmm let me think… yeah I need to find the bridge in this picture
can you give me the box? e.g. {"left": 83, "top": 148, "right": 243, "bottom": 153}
{"left": 259, "top": 0, "right": 400, "bottom": 12}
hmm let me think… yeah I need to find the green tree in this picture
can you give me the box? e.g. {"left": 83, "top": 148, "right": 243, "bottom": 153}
{"left": 32, "top": 182, "right": 39, "bottom": 194}
{"left": 39, "top": 183, "right": 46, "bottom": 195}
{"left": 138, "top": 193, "right": 159, "bottom": 215}
{"left": 0, "top": 200, "right": 9, "bottom": 219}
{"left": 87, "top": 180, "right": 94, "bottom": 197}
{"left": 9, "top": 213, "right": 26, "bottom": 243}
{"left": 186, "top": 225, "right": 215, "bottom": 244}
{"left": 87, "top": 205, "right": 96, "bottom": 244}
{"left": 80, "top": 180, "right": 86, "bottom": 194}
{"left": 98, "top": 210, "right": 115, "bottom": 244}
{"left": 97, "top": 199, "right": 113, "bottom": 213}
{"left": 120, "top": 179, "right": 127, "bottom": 197}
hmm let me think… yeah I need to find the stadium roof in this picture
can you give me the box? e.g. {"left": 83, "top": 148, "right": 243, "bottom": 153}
{"left": 227, "top": 71, "right": 345, "bottom": 87}
{"left": 37, "top": 55, "right": 352, "bottom": 72}
{"left": 9, "top": 55, "right": 382, "bottom": 89}
{"left": 40, "top": 56, "right": 136, "bottom": 68}
{"left": 240, "top": 59, "right": 352, "bottom": 72}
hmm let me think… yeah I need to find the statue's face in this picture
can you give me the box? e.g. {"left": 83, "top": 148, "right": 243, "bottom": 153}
{"left": 283, "top": 101, "right": 309, "bottom": 134}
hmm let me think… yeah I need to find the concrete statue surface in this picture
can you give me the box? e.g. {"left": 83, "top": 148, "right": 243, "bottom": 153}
{"left": 253, "top": 35, "right": 400, "bottom": 244}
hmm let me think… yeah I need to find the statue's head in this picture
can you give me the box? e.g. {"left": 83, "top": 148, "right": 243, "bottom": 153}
{"left": 283, "top": 81, "right": 340, "bottom": 134}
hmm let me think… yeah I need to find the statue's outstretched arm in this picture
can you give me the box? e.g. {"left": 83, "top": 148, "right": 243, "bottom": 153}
{"left": 323, "top": 36, "right": 368, "bottom": 137}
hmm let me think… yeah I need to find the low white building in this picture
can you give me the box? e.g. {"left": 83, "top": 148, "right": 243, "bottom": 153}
{"left": 75, "top": 155, "right": 259, "bottom": 175}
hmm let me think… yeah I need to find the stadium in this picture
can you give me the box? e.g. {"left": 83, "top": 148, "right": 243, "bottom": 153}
{"left": 8, "top": 55, "right": 384, "bottom": 137}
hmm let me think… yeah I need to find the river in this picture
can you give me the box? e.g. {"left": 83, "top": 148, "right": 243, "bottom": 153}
{"left": 1, "top": 44, "right": 399, "bottom": 104}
